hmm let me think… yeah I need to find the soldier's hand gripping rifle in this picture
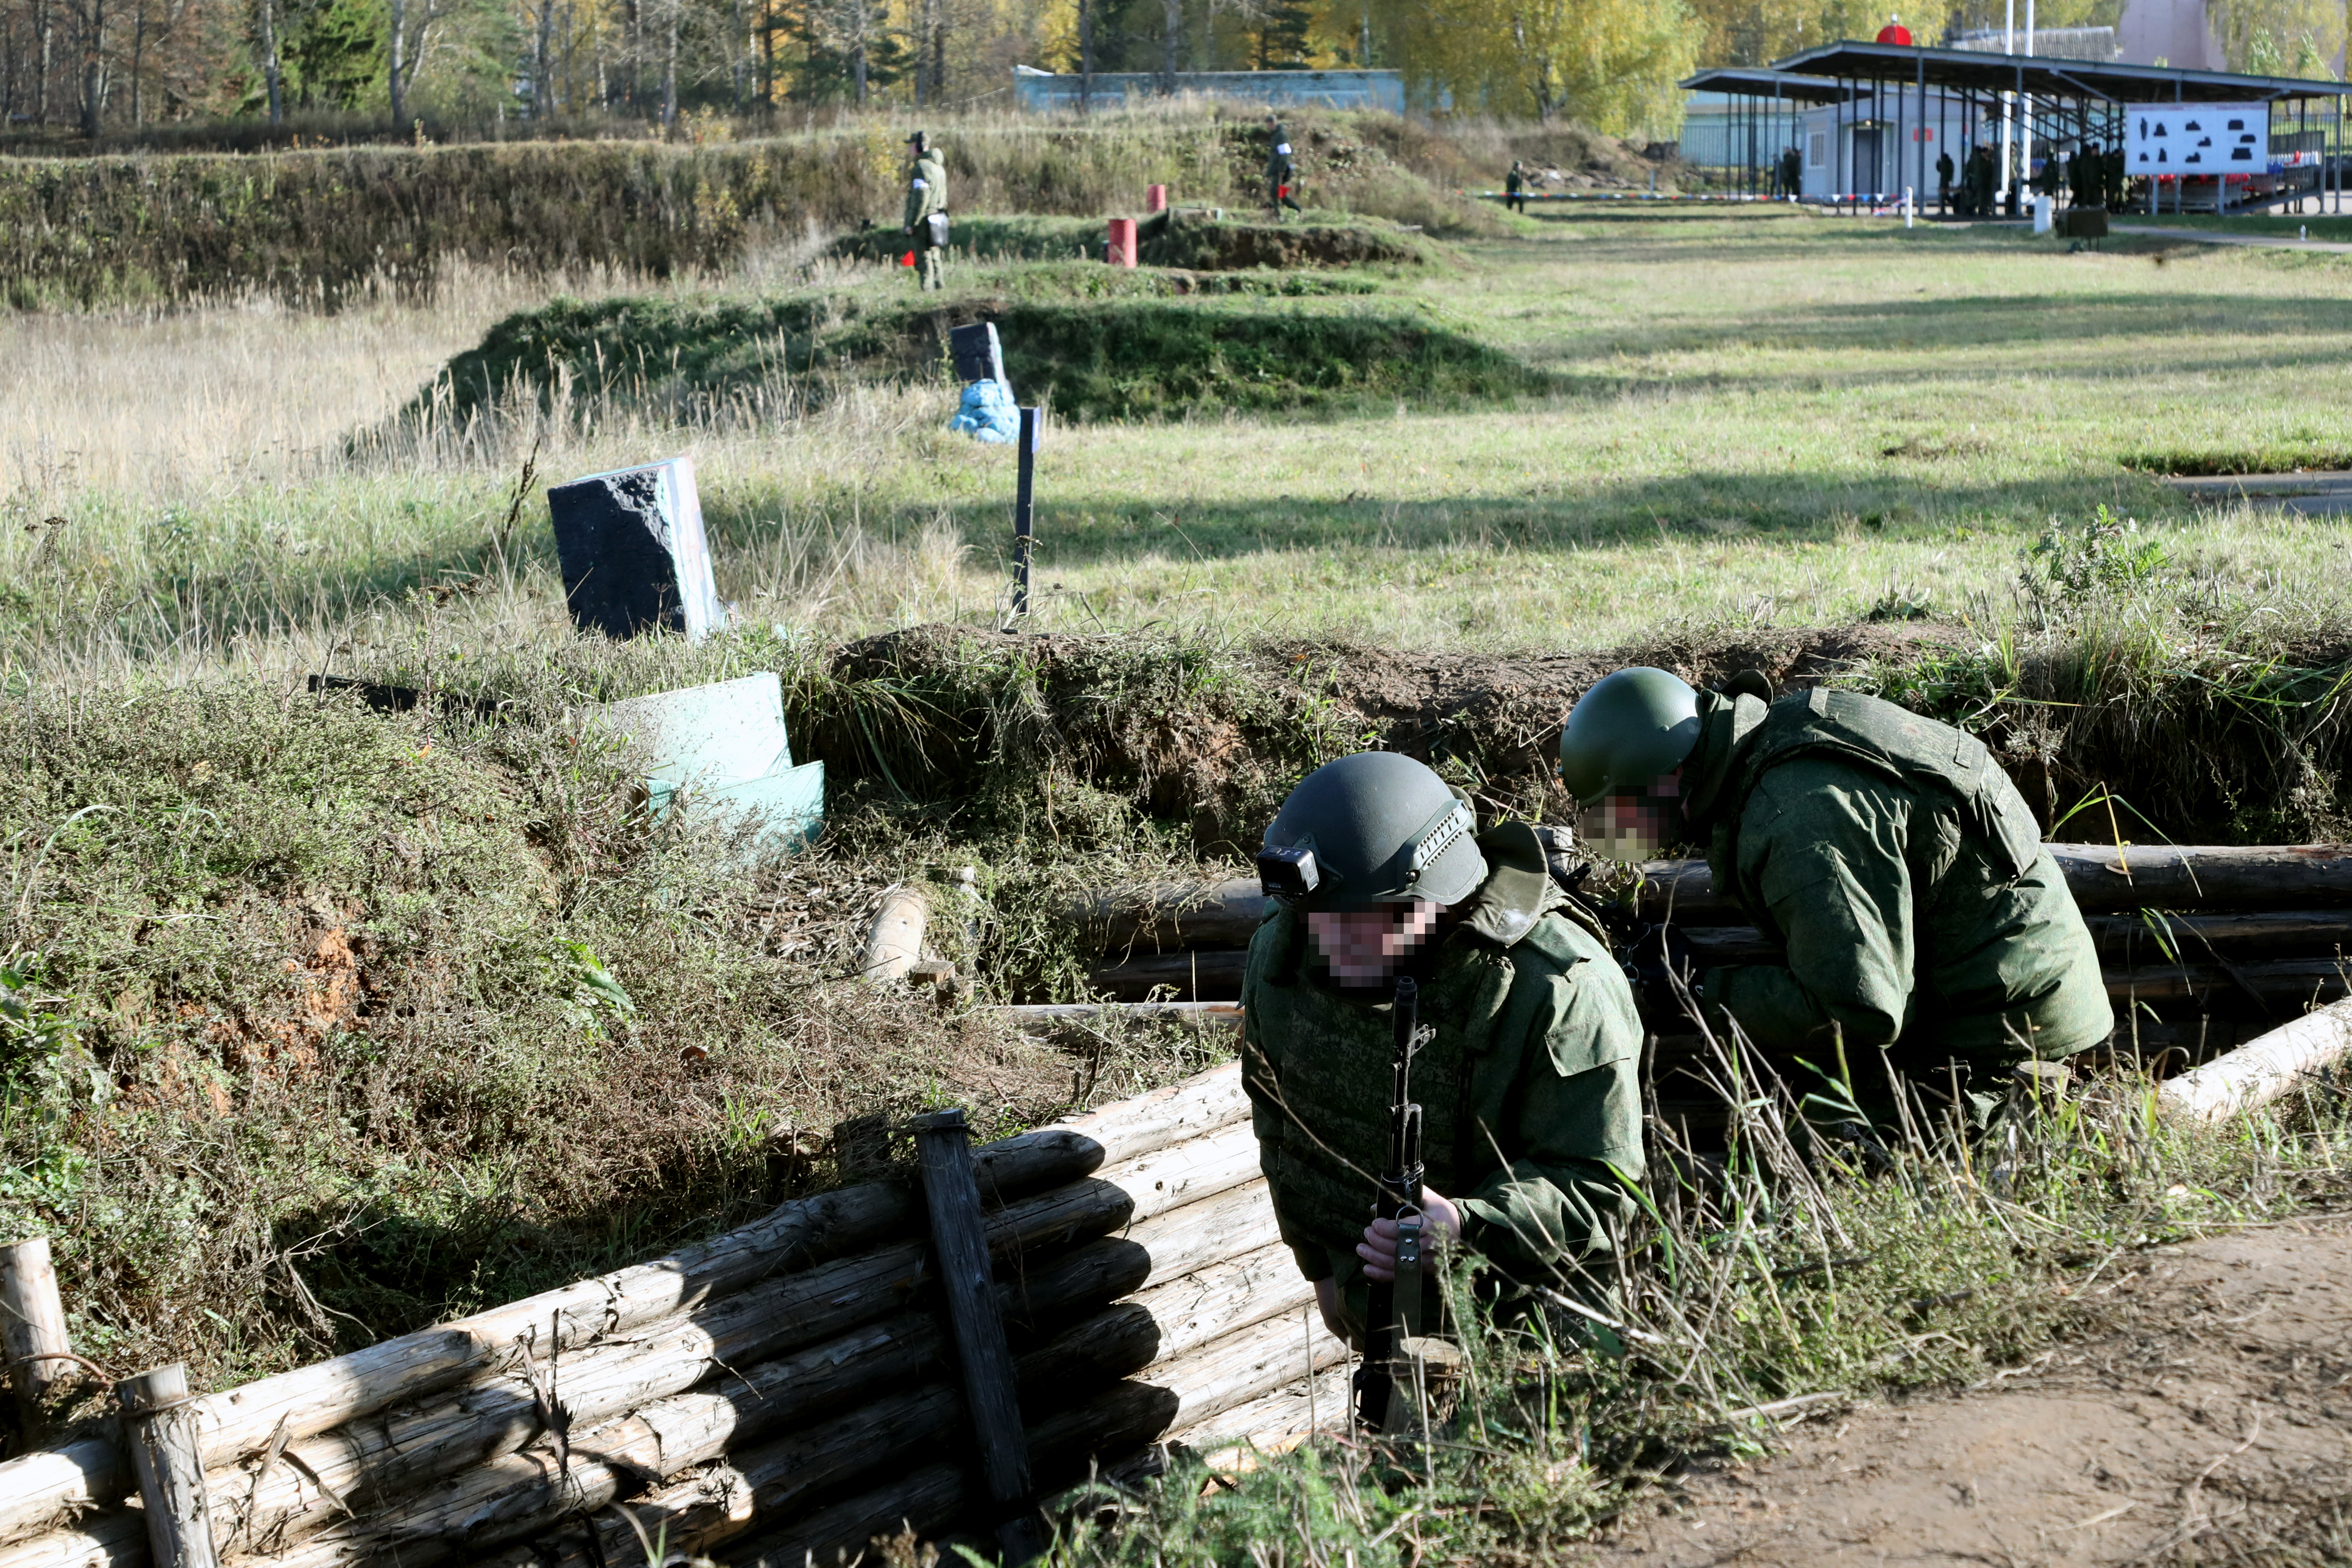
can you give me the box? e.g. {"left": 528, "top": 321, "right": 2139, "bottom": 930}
{"left": 1355, "top": 973, "right": 1434, "bottom": 1433}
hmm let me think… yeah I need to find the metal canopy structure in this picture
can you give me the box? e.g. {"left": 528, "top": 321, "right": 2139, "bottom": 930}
{"left": 1681, "top": 40, "right": 2348, "bottom": 212}
{"left": 1767, "top": 41, "right": 2348, "bottom": 104}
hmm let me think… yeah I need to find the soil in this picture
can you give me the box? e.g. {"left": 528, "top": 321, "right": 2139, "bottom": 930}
{"left": 1586, "top": 1218, "right": 2352, "bottom": 1567}
{"left": 1286, "top": 623, "right": 1968, "bottom": 808}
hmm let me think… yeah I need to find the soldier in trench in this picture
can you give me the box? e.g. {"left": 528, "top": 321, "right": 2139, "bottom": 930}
{"left": 1240, "top": 751, "right": 1647, "bottom": 1349}
{"left": 1557, "top": 668, "right": 2113, "bottom": 1127}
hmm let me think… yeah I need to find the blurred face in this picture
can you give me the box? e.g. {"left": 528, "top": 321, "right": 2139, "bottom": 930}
{"left": 1576, "top": 767, "right": 1685, "bottom": 863}
{"left": 1307, "top": 901, "right": 1444, "bottom": 989}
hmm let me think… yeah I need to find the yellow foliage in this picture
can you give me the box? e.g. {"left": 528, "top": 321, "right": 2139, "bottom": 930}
{"left": 1377, "top": 0, "right": 1700, "bottom": 128}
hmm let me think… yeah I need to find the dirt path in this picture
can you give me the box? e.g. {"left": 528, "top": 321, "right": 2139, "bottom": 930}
{"left": 1588, "top": 1219, "right": 2352, "bottom": 1566}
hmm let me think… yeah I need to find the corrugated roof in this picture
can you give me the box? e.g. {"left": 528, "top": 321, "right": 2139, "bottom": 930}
{"left": 1755, "top": 40, "right": 2346, "bottom": 101}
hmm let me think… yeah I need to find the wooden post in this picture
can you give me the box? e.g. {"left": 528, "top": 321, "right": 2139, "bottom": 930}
{"left": 912, "top": 1109, "right": 1042, "bottom": 1563}
{"left": 116, "top": 1364, "right": 219, "bottom": 1568}
{"left": 1, "top": 1239, "right": 72, "bottom": 1442}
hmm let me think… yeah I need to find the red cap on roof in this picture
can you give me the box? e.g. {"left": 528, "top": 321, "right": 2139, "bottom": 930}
{"left": 1876, "top": 16, "right": 1913, "bottom": 42}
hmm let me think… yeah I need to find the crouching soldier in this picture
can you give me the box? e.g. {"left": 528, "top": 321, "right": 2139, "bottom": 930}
{"left": 1557, "top": 669, "right": 2113, "bottom": 1123}
{"left": 1241, "top": 751, "right": 1646, "bottom": 1377}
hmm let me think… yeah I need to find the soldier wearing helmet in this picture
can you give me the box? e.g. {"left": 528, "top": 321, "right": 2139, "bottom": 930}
{"left": 1241, "top": 751, "right": 1645, "bottom": 1346}
{"left": 1557, "top": 669, "right": 2111, "bottom": 1121}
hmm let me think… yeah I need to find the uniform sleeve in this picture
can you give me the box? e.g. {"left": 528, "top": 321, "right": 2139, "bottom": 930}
{"left": 1453, "top": 956, "right": 1645, "bottom": 1282}
{"left": 1704, "top": 765, "right": 1916, "bottom": 1054}
{"left": 1239, "top": 925, "right": 1328, "bottom": 1284}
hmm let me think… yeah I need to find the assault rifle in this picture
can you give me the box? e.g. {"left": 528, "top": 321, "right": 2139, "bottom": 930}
{"left": 1355, "top": 973, "right": 1434, "bottom": 1433}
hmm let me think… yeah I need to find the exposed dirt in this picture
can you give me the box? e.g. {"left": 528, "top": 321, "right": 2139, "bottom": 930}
{"left": 1287, "top": 624, "right": 1968, "bottom": 812}
{"left": 1588, "top": 1218, "right": 2352, "bottom": 1567}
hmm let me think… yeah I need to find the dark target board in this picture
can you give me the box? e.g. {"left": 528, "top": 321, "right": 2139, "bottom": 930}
{"left": 2128, "top": 102, "right": 2269, "bottom": 173}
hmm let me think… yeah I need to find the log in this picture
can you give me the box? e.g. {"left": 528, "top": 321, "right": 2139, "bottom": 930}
{"left": 0, "top": 1512, "right": 144, "bottom": 1568}
{"left": 996, "top": 1002, "right": 1244, "bottom": 1033}
{"left": 1088, "top": 951, "right": 1248, "bottom": 1003}
{"left": 1072, "top": 880, "right": 1266, "bottom": 954}
{"left": 857, "top": 886, "right": 930, "bottom": 982}
{"left": 1107, "top": 1122, "right": 1262, "bottom": 1225}
{"left": 173, "top": 1108, "right": 1112, "bottom": 1478}
{"left": 2158, "top": 995, "right": 2352, "bottom": 1122}
{"left": 722, "top": 1460, "right": 969, "bottom": 1568}
{"left": 118, "top": 1367, "right": 216, "bottom": 1568}
{"left": 1171, "top": 1355, "right": 1352, "bottom": 1463}
{"left": 1, "top": 1242, "right": 72, "bottom": 1443}
{"left": 0, "top": 1442, "right": 127, "bottom": 1550}
{"left": 184, "top": 1180, "right": 923, "bottom": 1476}
{"left": 1084, "top": 846, "right": 2352, "bottom": 954}
{"left": 217, "top": 1179, "right": 1135, "bottom": 1565}
{"left": 2049, "top": 842, "right": 2352, "bottom": 914}
{"left": 1137, "top": 1305, "right": 1350, "bottom": 1436}
{"left": 1126, "top": 1243, "right": 1314, "bottom": 1366}
{"left": 2100, "top": 957, "right": 2347, "bottom": 1005}
{"left": 726, "top": 1380, "right": 1186, "bottom": 1568}
{"left": 1043, "top": 1061, "right": 1247, "bottom": 1168}
{"left": 1681, "top": 910, "right": 2352, "bottom": 971}
{"left": 534, "top": 1386, "right": 968, "bottom": 1568}
{"left": 910, "top": 1111, "right": 1035, "bottom": 1556}
{"left": 1123, "top": 1180, "right": 1284, "bottom": 1295}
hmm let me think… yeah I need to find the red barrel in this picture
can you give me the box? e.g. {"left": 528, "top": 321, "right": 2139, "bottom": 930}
{"left": 1107, "top": 217, "right": 1138, "bottom": 268}
{"left": 1147, "top": 184, "right": 1169, "bottom": 212}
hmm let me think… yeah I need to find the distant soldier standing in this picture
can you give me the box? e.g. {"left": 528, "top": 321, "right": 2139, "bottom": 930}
{"left": 1935, "top": 146, "right": 1955, "bottom": 213}
{"left": 1505, "top": 159, "right": 1528, "bottom": 214}
{"left": 903, "top": 130, "right": 948, "bottom": 292}
{"left": 1266, "top": 116, "right": 1303, "bottom": 218}
{"left": 1779, "top": 145, "right": 1803, "bottom": 200}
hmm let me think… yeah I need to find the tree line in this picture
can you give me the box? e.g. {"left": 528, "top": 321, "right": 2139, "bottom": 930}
{"left": 0, "top": 0, "right": 2335, "bottom": 143}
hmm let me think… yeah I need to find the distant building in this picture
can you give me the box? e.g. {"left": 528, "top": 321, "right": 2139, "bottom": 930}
{"left": 1012, "top": 66, "right": 1406, "bottom": 114}
{"left": 2114, "top": 0, "right": 2225, "bottom": 69}
{"left": 1949, "top": 25, "right": 2120, "bottom": 60}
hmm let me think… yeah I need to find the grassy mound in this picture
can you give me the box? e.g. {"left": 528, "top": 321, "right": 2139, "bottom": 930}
{"left": 0, "top": 110, "right": 1505, "bottom": 309}
{"left": 421, "top": 274, "right": 1548, "bottom": 426}
{"left": 832, "top": 210, "right": 1444, "bottom": 272}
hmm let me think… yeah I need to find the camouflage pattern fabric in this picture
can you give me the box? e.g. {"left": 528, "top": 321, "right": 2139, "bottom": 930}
{"left": 1684, "top": 688, "right": 2113, "bottom": 1080}
{"left": 1240, "top": 821, "right": 1645, "bottom": 1335}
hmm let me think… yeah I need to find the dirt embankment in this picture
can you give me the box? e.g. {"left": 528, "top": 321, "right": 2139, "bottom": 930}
{"left": 1590, "top": 1218, "right": 2352, "bottom": 1567}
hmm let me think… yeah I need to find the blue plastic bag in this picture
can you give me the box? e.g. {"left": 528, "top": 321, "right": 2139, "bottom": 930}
{"left": 950, "top": 378, "right": 1020, "bottom": 444}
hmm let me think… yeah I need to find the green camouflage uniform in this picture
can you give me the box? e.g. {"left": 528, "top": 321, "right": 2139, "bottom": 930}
{"left": 1683, "top": 687, "right": 2113, "bottom": 1106}
{"left": 904, "top": 149, "right": 947, "bottom": 291}
{"left": 1240, "top": 822, "right": 1645, "bottom": 1336}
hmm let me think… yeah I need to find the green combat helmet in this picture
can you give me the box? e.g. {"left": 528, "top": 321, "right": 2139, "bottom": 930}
{"left": 1257, "top": 752, "right": 1485, "bottom": 909}
{"left": 1558, "top": 668, "right": 1702, "bottom": 863}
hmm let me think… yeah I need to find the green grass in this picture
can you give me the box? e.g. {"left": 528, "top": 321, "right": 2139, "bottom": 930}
{"left": 14, "top": 192, "right": 2352, "bottom": 1443}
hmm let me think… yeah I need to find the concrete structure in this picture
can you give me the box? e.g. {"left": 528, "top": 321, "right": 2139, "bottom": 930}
{"left": 547, "top": 456, "right": 723, "bottom": 642}
{"left": 1012, "top": 66, "right": 1404, "bottom": 114}
{"left": 600, "top": 672, "right": 825, "bottom": 853}
{"left": 2117, "top": 0, "right": 2225, "bottom": 70}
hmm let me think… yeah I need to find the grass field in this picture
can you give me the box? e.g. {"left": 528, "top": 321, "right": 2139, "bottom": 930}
{"left": 10, "top": 188, "right": 2352, "bottom": 1562}
{"left": 9, "top": 204, "right": 2352, "bottom": 673}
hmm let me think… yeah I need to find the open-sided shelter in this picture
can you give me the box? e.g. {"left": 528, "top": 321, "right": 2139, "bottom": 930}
{"left": 1685, "top": 42, "right": 2346, "bottom": 213}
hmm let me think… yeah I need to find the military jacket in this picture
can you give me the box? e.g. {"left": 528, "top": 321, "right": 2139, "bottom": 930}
{"left": 1687, "top": 687, "right": 2113, "bottom": 1065}
{"left": 904, "top": 153, "right": 947, "bottom": 229}
{"left": 1240, "top": 823, "right": 1645, "bottom": 1299}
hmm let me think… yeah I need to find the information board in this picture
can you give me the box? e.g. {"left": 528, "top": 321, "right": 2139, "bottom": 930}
{"left": 2126, "top": 103, "right": 2269, "bottom": 174}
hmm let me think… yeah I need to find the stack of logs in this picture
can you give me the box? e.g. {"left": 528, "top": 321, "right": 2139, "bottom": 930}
{"left": 1076, "top": 842, "right": 2352, "bottom": 1067}
{"left": 0, "top": 1066, "right": 1348, "bottom": 1568}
